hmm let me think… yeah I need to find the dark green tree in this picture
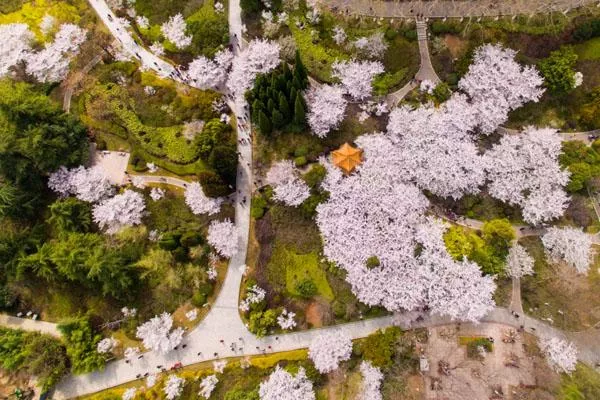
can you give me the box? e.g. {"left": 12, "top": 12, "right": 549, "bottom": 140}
{"left": 294, "top": 51, "right": 308, "bottom": 88}
{"left": 0, "top": 80, "right": 89, "bottom": 192}
{"left": 278, "top": 93, "right": 291, "bottom": 120}
{"left": 294, "top": 95, "right": 306, "bottom": 126}
{"left": 267, "top": 98, "right": 276, "bottom": 113}
{"left": 187, "top": 14, "right": 230, "bottom": 57}
{"left": 258, "top": 110, "right": 272, "bottom": 135}
{"left": 58, "top": 317, "right": 106, "bottom": 374}
{"left": 209, "top": 145, "right": 238, "bottom": 184}
{"left": 538, "top": 46, "right": 578, "bottom": 94}
{"left": 48, "top": 198, "right": 92, "bottom": 234}
{"left": 271, "top": 109, "right": 284, "bottom": 129}
{"left": 198, "top": 170, "right": 231, "bottom": 197}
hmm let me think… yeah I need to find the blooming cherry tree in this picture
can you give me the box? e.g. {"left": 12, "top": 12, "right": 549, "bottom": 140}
{"left": 97, "top": 337, "right": 118, "bottom": 354}
{"left": 484, "top": 127, "right": 570, "bottom": 225}
{"left": 265, "top": 160, "right": 310, "bottom": 206}
{"left": 146, "top": 374, "right": 158, "bottom": 388}
{"left": 187, "top": 49, "right": 233, "bottom": 90}
{"left": 161, "top": 14, "right": 191, "bottom": 49}
{"left": 353, "top": 32, "right": 388, "bottom": 59}
{"left": 213, "top": 360, "right": 227, "bottom": 373}
{"left": 48, "top": 166, "right": 115, "bottom": 203}
{"left": 277, "top": 309, "right": 296, "bottom": 330}
{"left": 124, "top": 346, "right": 140, "bottom": 362}
{"left": 506, "top": 244, "right": 535, "bottom": 278}
{"left": 136, "top": 312, "right": 184, "bottom": 355}
{"left": 39, "top": 15, "right": 56, "bottom": 36}
{"left": 122, "top": 388, "right": 136, "bottom": 400}
{"left": 239, "top": 284, "right": 266, "bottom": 312}
{"left": 540, "top": 336, "right": 578, "bottom": 374}
{"left": 542, "top": 227, "right": 592, "bottom": 274}
{"left": 93, "top": 190, "right": 146, "bottom": 233}
{"left": 184, "top": 182, "right": 223, "bottom": 215}
{"left": 332, "top": 60, "right": 384, "bottom": 100}
{"left": 199, "top": 375, "right": 218, "bottom": 399}
{"left": 25, "top": 24, "right": 87, "bottom": 83}
{"left": 163, "top": 375, "right": 185, "bottom": 400}
{"left": 136, "top": 15, "right": 149, "bottom": 29}
{"left": 332, "top": 26, "right": 346, "bottom": 45}
{"left": 149, "top": 42, "right": 165, "bottom": 56}
{"left": 306, "top": 84, "right": 347, "bottom": 138}
{"left": 150, "top": 188, "right": 165, "bottom": 201}
{"left": 359, "top": 361, "right": 383, "bottom": 400}
{"left": 259, "top": 366, "right": 315, "bottom": 400}
{"left": 308, "top": 331, "right": 352, "bottom": 373}
{"left": 207, "top": 219, "right": 239, "bottom": 258}
{"left": 0, "top": 23, "right": 34, "bottom": 77}
{"left": 227, "top": 39, "right": 280, "bottom": 97}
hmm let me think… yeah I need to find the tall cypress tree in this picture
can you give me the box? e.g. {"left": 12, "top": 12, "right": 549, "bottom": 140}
{"left": 272, "top": 109, "right": 284, "bottom": 129}
{"left": 294, "top": 95, "right": 306, "bottom": 126}
{"left": 282, "top": 62, "right": 293, "bottom": 81}
{"left": 289, "top": 87, "right": 298, "bottom": 106}
{"left": 294, "top": 50, "right": 308, "bottom": 89}
{"left": 278, "top": 93, "right": 290, "bottom": 121}
{"left": 259, "top": 110, "right": 272, "bottom": 135}
{"left": 267, "top": 98, "right": 276, "bottom": 113}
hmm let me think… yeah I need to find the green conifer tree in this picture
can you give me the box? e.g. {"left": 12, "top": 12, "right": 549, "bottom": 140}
{"left": 272, "top": 109, "right": 284, "bottom": 129}
{"left": 278, "top": 93, "right": 291, "bottom": 121}
{"left": 267, "top": 98, "right": 276, "bottom": 113}
{"left": 259, "top": 110, "right": 272, "bottom": 135}
{"left": 294, "top": 95, "right": 306, "bottom": 126}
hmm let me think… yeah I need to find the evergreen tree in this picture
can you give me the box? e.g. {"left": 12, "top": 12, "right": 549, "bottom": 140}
{"left": 267, "top": 98, "right": 276, "bottom": 113}
{"left": 259, "top": 110, "right": 272, "bottom": 135}
{"left": 272, "top": 109, "right": 285, "bottom": 129}
{"left": 294, "top": 50, "right": 308, "bottom": 88}
{"left": 252, "top": 99, "right": 264, "bottom": 123}
{"left": 294, "top": 95, "right": 306, "bottom": 126}
{"left": 290, "top": 87, "right": 298, "bottom": 106}
{"left": 283, "top": 62, "right": 293, "bottom": 81}
{"left": 278, "top": 93, "right": 291, "bottom": 120}
{"left": 292, "top": 75, "right": 303, "bottom": 90}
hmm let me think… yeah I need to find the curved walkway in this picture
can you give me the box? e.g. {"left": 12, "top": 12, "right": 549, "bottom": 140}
{"left": 130, "top": 174, "right": 190, "bottom": 189}
{"left": 0, "top": 314, "right": 61, "bottom": 337}
{"left": 497, "top": 126, "right": 600, "bottom": 144}
{"left": 321, "top": 0, "right": 598, "bottom": 18}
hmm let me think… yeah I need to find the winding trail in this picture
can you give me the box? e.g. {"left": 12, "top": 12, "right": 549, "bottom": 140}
{"left": 46, "top": 0, "right": 600, "bottom": 397}
{"left": 129, "top": 175, "right": 190, "bottom": 189}
{"left": 0, "top": 314, "right": 61, "bottom": 337}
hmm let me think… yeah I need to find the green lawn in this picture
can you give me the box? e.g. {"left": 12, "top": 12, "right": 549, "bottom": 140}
{"left": 282, "top": 247, "right": 335, "bottom": 301}
{"left": 575, "top": 37, "right": 600, "bottom": 60}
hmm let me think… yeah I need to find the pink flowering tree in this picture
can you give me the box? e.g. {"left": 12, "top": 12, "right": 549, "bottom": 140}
{"left": 308, "top": 331, "right": 352, "bottom": 373}
{"left": 48, "top": 166, "right": 115, "bottom": 203}
{"left": 542, "top": 227, "right": 592, "bottom": 274}
{"left": 484, "top": 127, "right": 570, "bottom": 225}
{"left": 184, "top": 182, "right": 223, "bottom": 215}
{"left": 227, "top": 39, "right": 280, "bottom": 97}
{"left": 258, "top": 366, "right": 315, "bottom": 400}
{"left": 0, "top": 23, "right": 33, "bottom": 77}
{"left": 207, "top": 219, "right": 239, "bottom": 258}
{"left": 306, "top": 84, "right": 347, "bottom": 138}
{"left": 163, "top": 375, "right": 185, "bottom": 400}
{"left": 198, "top": 375, "right": 218, "bottom": 399}
{"left": 540, "top": 336, "right": 578, "bottom": 374}
{"left": 332, "top": 60, "right": 384, "bottom": 100}
{"left": 506, "top": 244, "right": 535, "bottom": 278}
{"left": 187, "top": 49, "right": 233, "bottom": 90}
{"left": 161, "top": 14, "right": 191, "bottom": 49}
{"left": 359, "top": 361, "right": 383, "bottom": 400}
{"left": 265, "top": 160, "right": 310, "bottom": 206}
{"left": 92, "top": 190, "right": 145, "bottom": 233}
{"left": 25, "top": 24, "right": 87, "bottom": 83}
{"left": 136, "top": 312, "right": 184, "bottom": 355}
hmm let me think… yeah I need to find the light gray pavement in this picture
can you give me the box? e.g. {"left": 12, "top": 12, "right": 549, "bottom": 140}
{"left": 509, "top": 277, "right": 524, "bottom": 315}
{"left": 90, "top": 150, "right": 130, "bottom": 185}
{"left": 320, "top": 0, "right": 598, "bottom": 18}
{"left": 0, "top": 314, "right": 61, "bottom": 337}
{"left": 415, "top": 19, "right": 441, "bottom": 84}
{"left": 129, "top": 174, "right": 190, "bottom": 189}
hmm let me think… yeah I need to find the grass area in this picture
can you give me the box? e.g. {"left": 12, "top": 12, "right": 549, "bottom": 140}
{"left": 0, "top": 0, "right": 85, "bottom": 42}
{"left": 277, "top": 246, "right": 334, "bottom": 301}
{"left": 558, "top": 363, "right": 600, "bottom": 399}
{"left": 575, "top": 37, "right": 600, "bottom": 60}
{"left": 134, "top": 0, "right": 204, "bottom": 25}
{"left": 493, "top": 277, "right": 512, "bottom": 308}
{"left": 520, "top": 236, "right": 600, "bottom": 330}
{"left": 79, "top": 349, "right": 309, "bottom": 400}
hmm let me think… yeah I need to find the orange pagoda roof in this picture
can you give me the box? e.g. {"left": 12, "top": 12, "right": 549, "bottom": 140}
{"left": 332, "top": 143, "right": 362, "bottom": 173}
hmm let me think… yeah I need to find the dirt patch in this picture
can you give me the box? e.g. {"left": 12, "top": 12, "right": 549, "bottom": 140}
{"left": 444, "top": 34, "right": 468, "bottom": 59}
{"left": 422, "top": 323, "right": 551, "bottom": 400}
{"left": 306, "top": 301, "right": 325, "bottom": 328}
{"left": 0, "top": 370, "right": 38, "bottom": 399}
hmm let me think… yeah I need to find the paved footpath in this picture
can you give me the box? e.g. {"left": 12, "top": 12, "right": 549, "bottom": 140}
{"left": 321, "top": 0, "right": 598, "bottom": 18}
{"left": 0, "top": 314, "right": 61, "bottom": 337}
